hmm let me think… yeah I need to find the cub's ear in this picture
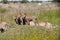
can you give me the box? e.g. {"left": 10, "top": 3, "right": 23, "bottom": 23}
{"left": 13, "top": 16, "right": 17, "bottom": 19}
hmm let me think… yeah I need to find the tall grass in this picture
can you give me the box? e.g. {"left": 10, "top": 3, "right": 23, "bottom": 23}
{"left": 0, "top": 9, "right": 60, "bottom": 40}
{"left": 0, "top": 3, "right": 60, "bottom": 40}
{"left": 38, "top": 9, "right": 60, "bottom": 25}
{"left": 0, "top": 26, "right": 59, "bottom": 40}
{"left": 0, "top": 8, "right": 9, "bottom": 22}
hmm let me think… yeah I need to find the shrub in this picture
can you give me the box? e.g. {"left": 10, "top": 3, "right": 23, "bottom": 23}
{"left": 2, "top": 0, "right": 8, "bottom": 4}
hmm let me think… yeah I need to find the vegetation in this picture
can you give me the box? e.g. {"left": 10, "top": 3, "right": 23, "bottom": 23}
{"left": 0, "top": 8, "right": 8, "bottom": 13}
{"left": 2, "top": 0, "right": 8, "bottom": 4}
{"left": 20, "top": 0, "right": 28, "bottom": 3}
{"left": 0, "top": 3, "right": 60, "bottom": 40}
{"left": 0, "top": 8, "right": 9, "bottom": 22}
{"left": 37, "top": 10, "right": 60, "bottom": 25}
{"left": 0, "top": 8, "right": 59, "bottom": 40}
{"left": 0, "top": 26, "right": 59, "bottom": 40}
{"left": 53, "top": 0, "right": 60, "bottom": 2}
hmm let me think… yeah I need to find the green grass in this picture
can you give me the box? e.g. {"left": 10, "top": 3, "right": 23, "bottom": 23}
{"left": 0, "top": 4, "right": 60, "bottom": 40}
{"left": 0, "top": 8, "right": 9, "bottom": 13}
{"left": 37, "top": 10, "right": 60, "bottom": 25}
{"left": 0, "top": 26, "right": 59, "bottom": 40}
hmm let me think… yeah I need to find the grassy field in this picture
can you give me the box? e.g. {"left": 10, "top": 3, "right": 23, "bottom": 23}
{"left": 0, "top": 26, "right": 59, "bottom": 40}
{"left": 0, "top": 3, "right": 60, "bottom": 40}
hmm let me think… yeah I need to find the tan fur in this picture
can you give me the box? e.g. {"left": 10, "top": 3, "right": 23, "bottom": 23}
{"left": 29, "top": 21, "right": 36, "bottom": 26}
{"left": 13, "top": 14, "right": 23, "bottom": 25}
{"left": 26, "top": 16, "right": 37, "bottom": 21}
{"left": 19, "top": 13, "right": 37, "bottom": 25}
{"left": 13, "top": 13, "right": 37, "bottom": 25}
{"left": 13, "top": 15, "right": 17, "bottom": 20}
{"left": 38, "top": 22, "right": 52, "bottom": 28}
{"left": 0, "top": 22, "right": 8, "bottom": 31}
{"left": 25, "top": 16, "right": 37, "bottom": 25}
